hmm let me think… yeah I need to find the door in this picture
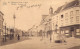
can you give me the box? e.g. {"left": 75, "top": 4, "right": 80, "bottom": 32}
{"left": 70, "top": 27, "right": 75, "bottom": 37}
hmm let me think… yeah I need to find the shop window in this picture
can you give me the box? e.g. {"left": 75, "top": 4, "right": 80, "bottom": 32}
{"left": 76, "top": 29, "right": 80, "bottom": 33}
{"left": 76, "top": 33, "right": 80, "bottom": 35}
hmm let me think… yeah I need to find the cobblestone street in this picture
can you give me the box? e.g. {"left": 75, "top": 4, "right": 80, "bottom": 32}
{"left": 0, "top": 36, "right": 30, "bottom": 46}
{"left": 0, "top": 37, "right": 80, "bottom": 49}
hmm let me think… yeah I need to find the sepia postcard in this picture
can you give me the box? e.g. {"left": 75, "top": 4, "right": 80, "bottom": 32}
{"left": 0, "top": 0, "right": 80, "bottom": 49}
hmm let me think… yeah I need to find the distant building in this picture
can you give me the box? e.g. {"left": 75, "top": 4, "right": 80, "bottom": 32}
{"left": 52, "top": 0, "right": 80, "bottom": 37}
{"left": 0, "top": 11, "right": 4, "bottom": 37}
{"left": 40, "top": 6, "right": 53, "bottom": 38}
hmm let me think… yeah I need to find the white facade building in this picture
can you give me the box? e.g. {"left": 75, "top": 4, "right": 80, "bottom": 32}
{"left": 52, "top": 0, "right": 80, "bottom": 38}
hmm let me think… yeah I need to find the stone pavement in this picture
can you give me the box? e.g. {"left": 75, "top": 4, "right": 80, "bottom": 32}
{"left": 45, "top": 37, "right": 80, "bottom": 49}
{"left": 0, "top": 37, "right": 80, "bottom": 49}
{"left": 37, "top": 37, "right": 80, "bottom": 49}
{"left": 0, "top": 37, "right": 51, "bottom": 49}
{"left": 0, "top": 36, "right": 30, "bottom": 46}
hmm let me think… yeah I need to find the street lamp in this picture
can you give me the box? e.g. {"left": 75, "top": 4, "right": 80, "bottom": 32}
{"left": 55, "top": 24, "right": 58, "bottom": 33}
{"left": 13, "top": 13, "right": 16, "bottom": 37}
{"left": 4, "top": 23, "right": 6, "bottom": 42}
{"left": 13, "top": 13, "right": 16, "bottom": 29}
{"left": 7, "top": 28, "right": 8, "bottom": 35}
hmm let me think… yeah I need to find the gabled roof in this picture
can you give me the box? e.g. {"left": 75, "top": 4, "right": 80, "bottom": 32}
{"left": 63, "top": 0, "right": 79, "bottom": 10}
{"left": 54, "top": 6, "right": 63, "bottom": 14}
{"left": 54, "top": 0, "right": 80, "bottom": 15}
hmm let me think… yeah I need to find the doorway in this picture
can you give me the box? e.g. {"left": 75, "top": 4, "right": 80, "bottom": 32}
{"left": 70, "top": 27, "right": 75, "bottom": 37}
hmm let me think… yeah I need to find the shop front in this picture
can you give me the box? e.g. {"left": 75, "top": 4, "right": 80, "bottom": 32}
{"left": 60, "top": 24, "right": 80, "bottom": 38}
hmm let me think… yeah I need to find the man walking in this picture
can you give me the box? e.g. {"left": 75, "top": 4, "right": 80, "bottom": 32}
{"left": 17, "top": 34, "right": 20, "bottom": 40}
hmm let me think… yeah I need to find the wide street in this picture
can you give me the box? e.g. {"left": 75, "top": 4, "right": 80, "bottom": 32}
{"left": 0, "top": 37, "right": 80, "bottom": 49}
{"left": 0, "top": 37, "right": 51, "bottom": 49}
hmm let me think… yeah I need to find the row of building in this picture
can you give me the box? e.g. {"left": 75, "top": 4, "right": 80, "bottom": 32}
{"left": 0, "top": 11, "right": 28, "bottom": 42}
{"left": 38, "top": 0, "right": 80, "bottom": 40}
{"left": 0, "top": 11, "right": 4, "bottom": 38}
{"left": 20, "top": 0, "right": 80, "bottom": 41}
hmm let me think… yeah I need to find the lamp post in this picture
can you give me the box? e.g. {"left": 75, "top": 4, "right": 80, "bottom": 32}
{"left": 55, "top": 24, "right": 58, "bottom": 33}
{"left": 7, "top": 28, "right": 8, "bottom": 35}
{"left": 4, "top": 23, "right": 6, "bottom": 42}
{"left": 13, "top": 14, "right": 16, "bottom": 29}
{"left": 13, "top": 13, "right": 16, "bottom": 37}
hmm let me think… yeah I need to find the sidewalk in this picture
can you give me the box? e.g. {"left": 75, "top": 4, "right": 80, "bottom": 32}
{"left": 49, "top": 37, "right": 80, "bottom": 49}
{"left": 0, "top": 36, "right": 31, "bottom": 46}
{"left": 39, "top": 37, "right": 80, "bottom": 49}
{"left": 65, "top": 37, "right": 80, "bottom": 49}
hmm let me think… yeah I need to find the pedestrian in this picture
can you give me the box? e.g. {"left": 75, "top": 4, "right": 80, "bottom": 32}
{"left": 50, "top": 37, "right": 52, "bottom": 43}
{"left": 17, "top": 34, "right": 20, "bottom": 40}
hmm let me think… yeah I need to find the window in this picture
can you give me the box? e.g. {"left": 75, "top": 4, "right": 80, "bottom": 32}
{"left": 65, "top": 13, "right": 68, "bottom": 19}
{"left": 76, "top": 29, "right": 80, "bottom": 35}
{"left": 61, "top": 15, "right": 63, "bottom": 18}
{"left": 70, "top": 11, "right": 74, "bottom": 24}
{"left": 61, "top": 20, "right": 63, "bottom": 26}
{"left": 76, "top": 29, "right": 80, "bottom": 33}
{"left": 76, "top": 10, "right": 79, "bottom": 15}
{"left": 70, "top": 11, "right": 73, "bottom": 16}
{"left": 65, "top": 13, "right": 68, "bottom": 16}
{"left": 53, "top": 23, "right": 54, "bottom": 28}
{"left": 76, "top": 16, "right": 79, "bottom": 23}
{"left": 65, "top": 19, "right": 68, "bottom": 25}
{"left": 65, "top": 13, "right": 68, "bottom": 25}
{"left": 61, "top": 24, "right": 63, "bottom": 27}
{"left": 70, "top": 17, "right": 73, "bottom": 24}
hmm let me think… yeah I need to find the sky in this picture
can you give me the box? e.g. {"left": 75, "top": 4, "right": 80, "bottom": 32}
{"left": 0, "top": 0, "right": 73, "bottom": 31}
